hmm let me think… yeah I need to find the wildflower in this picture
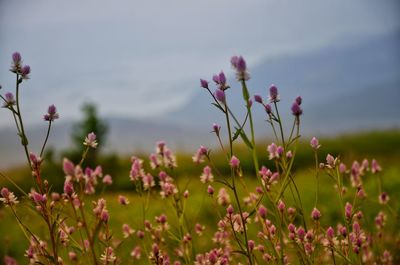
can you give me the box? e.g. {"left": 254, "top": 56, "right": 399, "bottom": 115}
{"left": 137, "top": 230, "right": 145, "bottom": 239}
{"left": 84, "top": 132, "right": 98, "bottom": 148}
{"left": 2, "top": 92, "right": 16, "bottom": 108}
{"left": 267, "top": 143, "right": 281, "bottom": 160}
{"left": 0, "top": 187, "right": 19, "bottom": 207}
{"left": 200, "top": 79, "right": 209, "bottom": 89}
{"left": 310, "top": 137, "right": 320, "bottom": 150}
{"left": 311, "top": 207, "right": 321, "bottom": 220}
{"left": 254, "top": 94, "right": 263, "bottom": 104}
{"left": 295, "top": 96, "right": 302, "bottom": 105}
{"left": 4, "top": 256, "right": 18, "bottom": 265}
{"left": 226, "top": 204, "right": 234, "bottom": 215}
{"left": 21, "top": 65, "right": 31, "bottom": 79}
{"left": 264, "top": 104, "right": 272, "bottom": 114}
{"left": 214, "top": 89, "right": 225, "bottom": 103}
{"left": 102, "top": 174, "right": 113, "bottom": 185}
{"left": 212, "top": 123, "right": 221, "bottom": 136}
{"left": 339, "top": 163, "right": 347, "bottom": 173}
{"left": 131, "top": 246, "right": 141, "bottom": 259}
{"left": 142, "top": 174, "right": 155, "bottom": 190}
{"left": 229, "top": 155, "right": 240, "bottom": 168}
{"left": 231, "top": 55, "right": 250, "bottom": 81}
{"left": 371, "top": 159, "right": 382, "bottom": 173}
{"left": 10, "top": 52, "right": 22, "bottom": 73}
{"left": 183, "top": 190, "right": 189, "bottom": 198}
{"left": 63, "top": 158, "right": 75, "bottom": 176}
{"left": 192, "top": 145, "right": 208, "bottom": 163}
{"left": 200, "top": 166, "right": 214, "bottom": 183}
{"left": 122, "top": 223, "right": 135, "bottom": 238}
{"left": 291, "top": 101, "right": 303, "bottom": 116}
{"left": 269, "top": 85, "right": 279, "bottom": 102}
{"left": 43, "top": 104, "right": 59, "bottom": 121}
{"left": 326, "top": 154, "right": 336, "bottom": 168}
{"left": 207, "top": 185, "right": 214, "bottom": 195}
{"left": 217, "top": 188, "right": 231, "bottom": 206}
{"left": 258, "top": 205, "right": 267, "bottom": 219}
{"left": 63, "top": 180, "right": 74, "bottom": 196}
{"left": 195, "top": 223, "right": 205, "bottom": 235}
{"left": 29, "top": 152, "right": 42, "bottom": 169}
{"left": 30, "top": 191, "right": 46, "bottom": 204}
{"left": 100, "top": 247, "right": 116, "bottom": 263}
{"left": 68, "top": 252, "right": 78, "bottom": 262}
{"left": 277, "top": 200, "right": 285, "bottom": 212}
{"left": 118, "top": 195, "right": 130, "bottom": 205}
{"left": 345, "top": 202, "right": 353, "bottom": 220}
{"left": 379, "top": 192, "right": 390, "bottom": 205}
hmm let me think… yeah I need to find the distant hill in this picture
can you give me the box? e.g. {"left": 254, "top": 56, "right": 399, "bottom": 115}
{"left": 1, "top": 30, "right": 399, "bottom": 168}
{"left": 0, "top": 117, "right": 213, "bottom": 169}
{"left": 168, "top": 29, "right": 400, "bottom": 134}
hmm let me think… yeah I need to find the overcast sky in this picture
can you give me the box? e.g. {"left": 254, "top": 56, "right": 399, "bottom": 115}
{"left": 0, "top": 0, "right": 399, "bottom": 128}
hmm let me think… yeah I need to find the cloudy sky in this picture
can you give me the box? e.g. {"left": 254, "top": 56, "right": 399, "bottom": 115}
{"left": 0, "top": 0, "right": 399, "bottom": 128}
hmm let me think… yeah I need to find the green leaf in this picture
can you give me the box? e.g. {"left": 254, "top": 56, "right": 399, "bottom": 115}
{"left": 211, "top": 102, "right": 225, "bottom": 113}
{"left": 238, "top": 129, "right": 253, "bottom": 149}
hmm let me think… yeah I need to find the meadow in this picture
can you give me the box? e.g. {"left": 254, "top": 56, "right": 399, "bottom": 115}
{"left": 0, "top": 53, "right": 399, "bottom": 264}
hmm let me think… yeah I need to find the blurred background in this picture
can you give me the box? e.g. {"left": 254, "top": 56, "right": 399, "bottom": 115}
{"left": 0, "top": 0, "right": 399, "bottom": 168}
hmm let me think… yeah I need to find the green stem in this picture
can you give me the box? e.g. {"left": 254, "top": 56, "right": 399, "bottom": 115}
{"left": 15, "top": 74, "right": 31, "bottom": 170}
{"left": 40, "top": 121, "right": 52, "bottom": 157}
{"left": 273, "top": 102, "right": 286, "bottom": 147}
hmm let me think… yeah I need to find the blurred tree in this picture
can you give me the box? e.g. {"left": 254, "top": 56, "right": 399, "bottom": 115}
{"left": 66, "top": 102, "right": 108, "bottom": 166}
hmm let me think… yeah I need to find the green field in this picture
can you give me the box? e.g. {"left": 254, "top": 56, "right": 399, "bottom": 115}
{"left": 1, "top": 130, "right": 399, "bottom": 264}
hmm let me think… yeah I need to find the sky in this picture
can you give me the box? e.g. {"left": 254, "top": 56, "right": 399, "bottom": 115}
{"left": 0, "top": 0, "right": 399, "bottom": 128}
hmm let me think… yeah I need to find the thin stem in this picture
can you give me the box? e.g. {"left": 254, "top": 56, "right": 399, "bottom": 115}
{"left": 0, "top": 171, "right": 28, "bottom": 196}
{"left": 40, "top": 121, "right": 52, "bottom": 157}
{"left": 273, "top": 102, "right": 286, "bottom": 147}
{"left": 15, "top": 74, "right": 32, "bottom": 170}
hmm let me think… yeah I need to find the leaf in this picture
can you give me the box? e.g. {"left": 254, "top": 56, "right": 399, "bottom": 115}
{"left": 211, "top": 102, "right": 225, "bottom": 113}
{"left": 238, "top": 129, "right": 253, "bottom": 149}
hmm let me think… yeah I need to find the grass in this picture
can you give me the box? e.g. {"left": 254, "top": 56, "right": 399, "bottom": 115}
{"left": 0, "top": 130, "right": 399, "bottom": 263}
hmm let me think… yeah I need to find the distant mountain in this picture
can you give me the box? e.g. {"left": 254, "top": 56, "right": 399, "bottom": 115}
{"left": 168, "top": 30, "right": 400, "bottom": 134}
{"left": 2, "top": 30, "right": 399, "bottom": 168}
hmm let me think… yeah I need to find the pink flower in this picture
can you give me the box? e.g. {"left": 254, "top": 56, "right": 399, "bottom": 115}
{"left": 43, "top": 104, "right": 59, "bottom": 121}
{"left": 267, "top": 143, "right": 281, "bottom": 160}
{"left": 214, "top": 89, "right": 225, "bottom": 103}
{"left": 0, "top": 187, "right": 19, "bottom": 207}
{"left": 102, "top": 174, "right": 113, "bottom": 185}
{"left": 192, "top": 146, "right": 208, "bottom": 164}
{"left": 229, "top": 155, "right": 240, "bottom": 168}
{"left": 122, "top": 223, "right": 135, "bottom": 238}
{"left": 310, "top": 137, "right": 321, "bottom": 150}
{"left": 2, "top": 92, "right": 16, "bottom": 107}
{"left": 200, "top": 79, "right": 209, "bottom": 89}
{"left": 371, "top": 159, "right": 382, "bottom": 173}
{"left": 311, "top": 207, "right": 321, "bottom": 220}
{"left": 118, "top": 195, "right": 130, "bottom": 205}
{"left": 207, "top": 185, "right": 214, "bottom": 195}
{"left": 200, "top": 166, "right": 214, "bottom": 183}
{"left": 231, "top": 55, "right": 250, "bottom": 81}
{"left": 83, "top": 132, "right": 98, "bottom": 148}
{"left": 130, "top": 246, "right": 141, "bottom": 259}
{"left": 291, "top": 101, "right": 303, "bottom": 116}
{"left": 269, "top": 85, "right": 279, "bottom": 102}
{"left": 217, "top": 188, "right": 230, "bottom": 206}
{"left": 21, "top": 65, "right": 31, "bottom": 79}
